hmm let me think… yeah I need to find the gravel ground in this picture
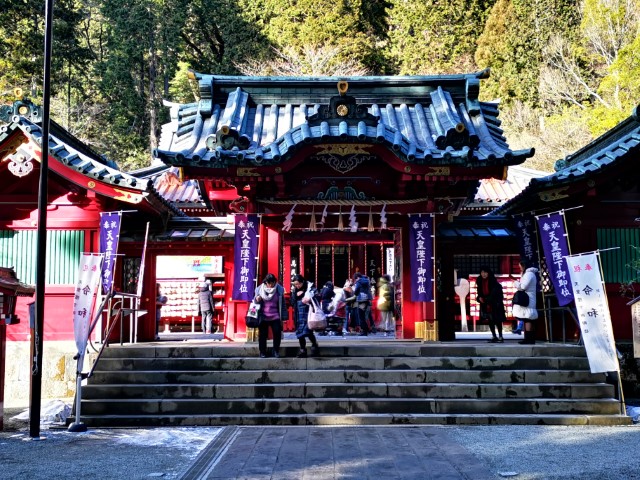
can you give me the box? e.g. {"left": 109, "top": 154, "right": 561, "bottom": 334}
{"left": 450, "top": 424, "right": 640, "bottom": 480}
{"left": 2, "top": 406, "right": 639, "bottom": 480}
{"left": 0, "top": 411, "right": 219, "bottom": 480}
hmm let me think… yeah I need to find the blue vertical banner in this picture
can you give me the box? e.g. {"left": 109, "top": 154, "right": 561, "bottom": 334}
{"left": 232, "top": 214, "right": 259, "bottom": 301}
{"left": 99, "top": 212, "right": 122, "bottom": 294}
{"left": 513, "top": 213, "right": 539, "bottom": 267}
{"left": 408, "top": 214, "right": 434, "bottom": 302}
{"left": 537, "top": 212, "right": 574, "bottom": 306}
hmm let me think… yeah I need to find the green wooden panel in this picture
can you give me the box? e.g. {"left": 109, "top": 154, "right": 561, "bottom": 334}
{"left": 597, "top": 228, "right": 640, "bottom": 283}
{"left": 0, "top": 230, "right": 84, "bottom": 284}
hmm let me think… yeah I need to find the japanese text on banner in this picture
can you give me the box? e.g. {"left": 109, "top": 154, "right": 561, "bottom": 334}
{"left": 408, "top": 215, "right": 433, "bottom": 302}
{"left": 513, "top": 214, "right": 539, "bottom": 267}
{"left": 537, "top": 213, "right": 574, "bottom": 306}
{"left": 566, "top": 252, "right": 618, "bottom": 373}
{"left": 232, "top": 214, "right": 259, "bottom": 301}
{"left": 72, "top": 254, "right": 104, "bottom": 356}
{"left": 99, "top": 212, "right": 122, "bottom": 294}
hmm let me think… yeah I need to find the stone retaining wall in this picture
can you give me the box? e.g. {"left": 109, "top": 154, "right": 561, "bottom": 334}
{"left": 4, "top": 341, "right": 97, "bottom": 407}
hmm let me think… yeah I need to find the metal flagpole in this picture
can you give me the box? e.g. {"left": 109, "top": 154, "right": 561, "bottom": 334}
{"left": 526, "top": 214, "right": 550, "bottom": 341}
{"left": 29, "top": 0, "right": 55, "bottom": 440}
{"left": 559, "top": 209, "right": 574, "bottom": 343}
{"left": 135, "top": 222, "right": 150, "bottom": 343}
{"left": 431, "top": 214, "right": 437, "bottom": 341}
{"left": 251, "top": 215, "right": 262, "bottom": 341}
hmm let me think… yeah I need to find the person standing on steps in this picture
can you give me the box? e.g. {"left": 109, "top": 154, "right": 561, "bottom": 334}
{"left": 254, "top": 273, "right": 288, "bottom": 358}
{"left": 475, "top": 266, "right": 506, "bottom": 343}
{"left": 155, "top": 283, "right": 167, "bottom": 340}
{"left": 353, "top": 272, "right": 373, "bottom": 335}
{"left": 376, "top": 274, "right": 396, "bottom": 337}
{"left": 291, "top": 274, "right": 320, "bottom": 358}
{"left": 513, "top": 259, "right": 539, "bottom": 344}
{"left": 198, "top": 281, "right": 215, "bottom": 334}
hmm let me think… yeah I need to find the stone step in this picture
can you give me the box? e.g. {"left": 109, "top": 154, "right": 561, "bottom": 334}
{"left": 93, "top": 356, "right": 591, "bottom": 371}
{"left": 98, "top": 344, "right": 589, "bottom": 359}
{"left": 79, "top": 343, "right": 621, "bottom": 428}
{"left": 81, "top": 382, "right": 614, "bottom": 400}
{"left": 88, "top": 369, "right": 606, "bottom": 385}
{"left": 79, "top": 397, "right": 623, "bottom": 416}
{"left": 72, "top": 413, "right": 631, "bottom": 427}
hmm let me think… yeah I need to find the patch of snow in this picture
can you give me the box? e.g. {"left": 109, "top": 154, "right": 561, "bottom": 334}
{"left": 11, "top": 399, "right": 71, "bottom": 424}
{"left": 77, "top": 427, "right": 222, "bottom": 450}
{"left": 627, "top": 405, "right": 640, "bottom": 424}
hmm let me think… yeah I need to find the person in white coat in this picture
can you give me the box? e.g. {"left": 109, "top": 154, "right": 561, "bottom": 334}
{"left": 512, "top": 259, "right": 539, "bottom": 344}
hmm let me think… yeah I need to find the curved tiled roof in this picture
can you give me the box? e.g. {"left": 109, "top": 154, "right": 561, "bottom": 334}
{"left": 492, "top": 105, "right": 640, "bottom": 215}
{"left": 468, "top": 166, "right": 550, "bottom": 210}
{"left": 155, "top": 72, "right": 534, "bottom": 168}
{"left": 129, "top": 164, "right": 206, "bottom": 209}
{"left": 0, "top": 267, "right": 35, "bottom": 296}
{"left": 0, "top": 117, "right": 186, "bottom": 217}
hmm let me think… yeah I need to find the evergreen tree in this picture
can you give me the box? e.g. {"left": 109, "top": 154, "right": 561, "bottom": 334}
{"left": 386, "top": 0, "right": 496, "bottom": 74}
{"left": 476, "top": 0, "right": 580, "bottom": 106}
{"left": 0, "top": 0, "right": 92, "bottom": 108}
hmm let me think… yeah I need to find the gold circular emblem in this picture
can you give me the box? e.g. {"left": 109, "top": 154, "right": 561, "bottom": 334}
{"left": 404, "top": 166, "right": 411, "bottom": 173}
{"left": 336, "top": 104, "right": 349, "bottom": 116}
{"left": 275, "top": 167, "right": 282, "bottom": 174}
{"left": 88, "top": 181, "right": 96, "bottom": 188}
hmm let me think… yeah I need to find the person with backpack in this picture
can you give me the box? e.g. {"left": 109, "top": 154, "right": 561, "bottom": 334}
{"left": 353, "top": 272, "right": 373, "bottom": 335}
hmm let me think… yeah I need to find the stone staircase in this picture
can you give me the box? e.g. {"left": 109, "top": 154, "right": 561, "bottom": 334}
{"left": 74, "top": 341, "right": 631, "bottom": 427}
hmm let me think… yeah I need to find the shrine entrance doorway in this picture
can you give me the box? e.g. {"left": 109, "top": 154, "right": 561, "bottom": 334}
{"left": 284, "top": 241, "right": 394, "bottom": 294}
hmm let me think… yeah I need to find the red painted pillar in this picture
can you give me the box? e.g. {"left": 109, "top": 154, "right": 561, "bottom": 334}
{"left": 0, "top": 323, "right": 5, "bottom": 430}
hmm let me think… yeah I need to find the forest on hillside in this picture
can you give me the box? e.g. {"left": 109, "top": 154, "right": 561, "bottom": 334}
{"left": 1, "top": 0, "right": 639, "bottom": 172}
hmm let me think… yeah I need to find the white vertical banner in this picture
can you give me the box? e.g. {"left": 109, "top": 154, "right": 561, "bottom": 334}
{"left": 72, "top": 253, "right": 104, "bottom": 356}
{"left": 565, "top": 252, "right": 619, "bottom": 373}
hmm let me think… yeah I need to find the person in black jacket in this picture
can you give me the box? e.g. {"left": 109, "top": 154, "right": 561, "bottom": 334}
{"left": 475, "top": 266, "right": 506, "bottom": 343}
{"left": 198, "top": 282, "right": 215, "bottom": 334}
{"left": 353, "top": 272, "right": 373, "bottom": 335}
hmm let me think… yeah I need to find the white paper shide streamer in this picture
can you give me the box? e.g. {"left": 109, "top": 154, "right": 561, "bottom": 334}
{"left": 283, "top": 204, "right": 296, "bottom": 231}
{"left": 380, "top": 204, "right": 387, "bottom": 230}
{"left": 349, "top": 206, "right": 358, "bottom": 232}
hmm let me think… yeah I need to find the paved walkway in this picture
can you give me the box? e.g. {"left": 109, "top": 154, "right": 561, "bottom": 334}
{"left": 180, "top": 426, "right": 496, "bottom": 480}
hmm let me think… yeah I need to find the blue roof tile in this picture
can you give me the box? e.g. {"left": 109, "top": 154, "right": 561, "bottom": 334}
{"left": 155, "top": 72, "right": 533, "bottom": 168}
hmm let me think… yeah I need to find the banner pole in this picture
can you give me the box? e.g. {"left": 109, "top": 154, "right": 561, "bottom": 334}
{"left": 558, "top": 211, "right": 574, "bottom": 343}
{"left": 134, "top": 222, "right": 150, "bottom": 343}
{"left": 67, "top": 355, "right": 86, "bottom": 432}
{"left": 431, "top": 214, "right": 437, "bottom": 341}
{"left": 531, "top": 218, "right": 550, "bottom": 341}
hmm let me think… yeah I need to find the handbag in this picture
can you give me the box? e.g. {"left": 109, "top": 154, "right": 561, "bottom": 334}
{"left": 512, "top": 290, "right": 529, "bottom": 307}
{"left": 245, "top": 301, "right": 261, "bottom": 328}
{"left": 307, "top": 298, "right": 328, "bottom": 331}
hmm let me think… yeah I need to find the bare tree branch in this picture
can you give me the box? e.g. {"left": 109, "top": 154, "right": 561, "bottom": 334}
{"left": 236, "top": 45, "right": 370, "bottom": 77}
